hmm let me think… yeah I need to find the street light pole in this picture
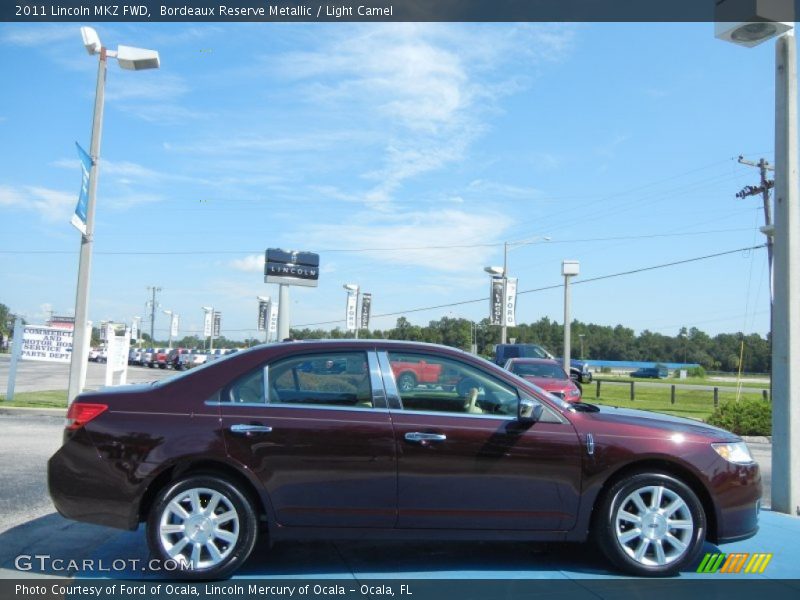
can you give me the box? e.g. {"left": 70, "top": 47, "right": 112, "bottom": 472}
{"left": 501, "top": 242, "right": 508, "bottom": 344}
{"left": 66, "top": 46, "right": 107, "bottom": 406}
{"left": 562, "top": 260, "right": 580, "bottom": 374}
{"left": 772, "top": 31, "right": 800, "bottom": 516}
{"left": 66, "top": 28, "right": 159, "bottom": 405}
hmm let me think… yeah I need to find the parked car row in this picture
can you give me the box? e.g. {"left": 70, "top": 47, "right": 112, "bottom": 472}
{"left": 127, "top": 347, "right": 240, "bottom": 370}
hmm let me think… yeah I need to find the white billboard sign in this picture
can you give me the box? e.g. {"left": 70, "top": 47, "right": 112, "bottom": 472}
{"left": 20, "top": 325, "right": 73, "bottom": 363}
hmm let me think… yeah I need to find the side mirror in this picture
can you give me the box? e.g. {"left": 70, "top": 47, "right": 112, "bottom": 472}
{"left": 518, "top": 398, "right": 544, "bottom": 422}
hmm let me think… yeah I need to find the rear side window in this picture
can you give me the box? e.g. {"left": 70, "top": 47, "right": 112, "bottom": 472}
{"left": 269, "top": 352, "right": 372, "bottom": 409}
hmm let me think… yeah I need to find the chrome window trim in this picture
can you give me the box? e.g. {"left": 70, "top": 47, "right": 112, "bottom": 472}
{"left": 391, "top": 409, "right": 515, "bottom": 421}
{"left": 366, "top": 350, "right": 388, "bottom": 409}
{"left": 208, "top": 400, "right": 391, "bottom": 414}
{"left": 376, "top": 350, "right": 403, "bottom": 410}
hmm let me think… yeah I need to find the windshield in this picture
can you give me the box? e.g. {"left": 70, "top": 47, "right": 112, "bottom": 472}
{"left": 511, "top": 362, "right": 567, "bottom": 379}
{"left": 519, "top": 346, "right": 551, "bottom": 359}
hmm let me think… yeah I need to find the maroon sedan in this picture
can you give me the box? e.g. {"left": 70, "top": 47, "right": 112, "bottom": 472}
{"left": 48, "top": 340, "right": 760, "bottom": 579}
{"left": 504, "top": 357, "right": 582, "bottom": 403}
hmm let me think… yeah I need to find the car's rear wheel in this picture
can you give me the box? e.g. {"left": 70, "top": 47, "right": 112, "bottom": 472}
{"left": 147, "top": 475, "right": 258, "bottom": 580}
{"left": 594, "top": 472, "right": 705, "bottom": 576}
{"left": 397, "top": 372, "right": 417, "bottom": 392}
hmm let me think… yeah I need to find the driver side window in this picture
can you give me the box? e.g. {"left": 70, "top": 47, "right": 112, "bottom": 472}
{"left": 388, "top": 352, "right": 517, "bottom": 417}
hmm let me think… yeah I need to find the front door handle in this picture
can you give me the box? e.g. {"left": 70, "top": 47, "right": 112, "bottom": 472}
{"left": 404, "top": 432, "right": 447, "bottom": 443}
{"left": 230, "top": 424, "right": 273, "bottom": 435}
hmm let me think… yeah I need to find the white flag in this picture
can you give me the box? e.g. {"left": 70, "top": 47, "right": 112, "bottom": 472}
{"left": 504, "top": 278, "right": 518, "bottom": 327}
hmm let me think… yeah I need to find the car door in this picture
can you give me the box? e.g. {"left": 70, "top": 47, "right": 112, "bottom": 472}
{"left": 219, "top": 349, "right": 397, "bottom": 528}
{"left": 379, "top": 350, "right": 583, "bottom": 531}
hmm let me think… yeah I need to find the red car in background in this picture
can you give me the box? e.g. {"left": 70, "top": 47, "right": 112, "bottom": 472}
{"left": 504, "top": 358, "right": 582, "bottom": 403}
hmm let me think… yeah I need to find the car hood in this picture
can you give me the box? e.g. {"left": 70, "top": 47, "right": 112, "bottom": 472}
{"left": 522, "top": 376, "right": 572, "bottom": 392}
{"left": 579, "top": 404, "right": 740, "bottom": 441}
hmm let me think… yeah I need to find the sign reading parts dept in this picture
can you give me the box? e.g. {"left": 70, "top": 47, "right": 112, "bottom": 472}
{"left": 21, "top": 325, "right": 73, "bottom": 363}
{"left": 264, "top": 248, "right": 320, "bottom": 288}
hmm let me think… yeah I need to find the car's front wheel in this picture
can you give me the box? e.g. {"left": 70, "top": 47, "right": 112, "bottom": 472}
{"left": 147, "top": 475, "right": 258, "bottom": 580}
{"left": 594, "top": 472, "right": 705, "bottom": 576}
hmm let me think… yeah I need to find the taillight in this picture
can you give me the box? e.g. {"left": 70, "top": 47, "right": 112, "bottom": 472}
{"left": 65, "top": 402, "right": 108, "bottom": 430}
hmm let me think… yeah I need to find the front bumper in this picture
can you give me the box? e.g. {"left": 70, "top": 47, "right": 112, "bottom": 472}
{"left": 712, "top": 460, "right": 762, "bottom": 544}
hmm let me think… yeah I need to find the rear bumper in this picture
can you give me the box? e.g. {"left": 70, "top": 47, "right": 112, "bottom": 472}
{"left": 48, "top": 433, "right": 143, "bottom": 531}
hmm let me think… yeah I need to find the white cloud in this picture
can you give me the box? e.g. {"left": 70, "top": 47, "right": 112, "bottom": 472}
{"left": 305, "top": 208, "right": 512, "bottom": 273}
{"left": 1, "top": 26, "right": 75, "bottom": 47}
{"left": 230, "top": 254, "right": 265, "bottom": 273}
{"left": 0, "top": 184, "right": 74, "bottom": 222}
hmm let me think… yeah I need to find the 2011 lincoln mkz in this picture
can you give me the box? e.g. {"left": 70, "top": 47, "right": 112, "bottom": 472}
{"left": 48, "top": 340, "right": 760, "bottom": 579}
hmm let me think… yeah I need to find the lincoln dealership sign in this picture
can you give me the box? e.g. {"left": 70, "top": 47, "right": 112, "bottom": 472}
{"left": 264, "top": 248, "right": 320, "bottom": 287}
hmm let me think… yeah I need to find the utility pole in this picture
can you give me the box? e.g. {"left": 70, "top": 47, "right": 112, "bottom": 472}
{"left": 147, "top": 286, "right": 161, "bottom": 342}
{"left": 737, "top": 155, "right": 775, "bottom": 301}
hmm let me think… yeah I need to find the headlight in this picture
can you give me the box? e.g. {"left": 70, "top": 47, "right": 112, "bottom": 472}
{"left": 712, "top": 441, "right": 754, "bottom": 464}
{"left": 568, "top": 388, "right": 581, "bottom": 396}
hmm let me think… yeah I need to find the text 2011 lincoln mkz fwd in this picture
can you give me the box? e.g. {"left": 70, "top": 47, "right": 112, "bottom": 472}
{"left": 49, "top": 340, "right": 761, "bottom": 579}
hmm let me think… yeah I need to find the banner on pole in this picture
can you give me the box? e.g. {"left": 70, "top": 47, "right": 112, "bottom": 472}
{"left": 490, "top": 278, "right": 504, "bottom": 325}
{"left": 345, "top": 292, "right": 358, "bottom": 332}
{"left": 170, "top": 314, "right": 179, "bottom": 338}
{"left": 258, "top": 300, "right": 269, "bottom": 331}
{"left": 130, "top": 319, "right": 139, "bottom": 342}
{"left": 213, "top": 312, "right": 221, "bottom": 337}
{"left": 360, "top": 293, "right": 372, "bottom": 329}
{"left": 268, "top": 303, "right": 279, "bottom": 338}
{"left": 504, "top": 277, "right": 518, "bottom": 327}
{"left": 71, "top": 142, "right": 92, "bottom": 235}
{"left": 203, "top": 311, "right": 213, "bottom": 337}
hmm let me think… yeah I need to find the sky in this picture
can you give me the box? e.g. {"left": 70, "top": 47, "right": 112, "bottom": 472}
{"left": 0, "top": 21, "right": 780, "bottom": 342}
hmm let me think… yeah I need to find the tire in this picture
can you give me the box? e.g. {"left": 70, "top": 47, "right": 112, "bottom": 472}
{"left": 147, "top": 475, "right": 258, "bottom": 580}
{"left": 397, "top": 372, "right": 417, "bottom": 392}
{"left": 594, "top": 472, "right": 706, "bottom": 576}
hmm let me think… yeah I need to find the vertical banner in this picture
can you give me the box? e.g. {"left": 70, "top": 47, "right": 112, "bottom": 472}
{"left": 203, "top": 311, "right": 213, "bottom": 337}
{"left": 130, "top": 319, "right": 139, "bottom": 342}
{"left": 345, "top": 292, "right": 358, "bottom": 332}
{"left": 268, "top": 302, "right": 279, "bottom": 339}
{"left": 360, "top": 293, "right": 372, "bottom": 329}
{"left": 71, "top": 142, "right": 92, "bottom": 235}
{"left": 490, "top": 278, "right": 504, "bottom": 325}
{"left": 213, "top": 312, "right": 221, "bottom": 337}
{"left": 105, "top": 328, "right": 131, "bottom": 387}
{"left": 504, "top": 277, "right": 518, "bottom": 327}
{"left": 170, "top": 314, "right": 179, "bottom": 338}
{"left": 258, "top": 301, "right": 269, "bottom": 331}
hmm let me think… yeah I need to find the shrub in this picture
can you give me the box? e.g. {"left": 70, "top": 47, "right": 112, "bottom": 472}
{"left": 706, "top": 398, "right": 771, "bottom": 436}
{"left": 687, "top": 366, "right": 706, "bottom": 378}
{"left": 600, "top": 366, "right": 612, "bottom": 374}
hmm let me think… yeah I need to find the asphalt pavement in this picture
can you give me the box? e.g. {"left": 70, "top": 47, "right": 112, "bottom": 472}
{"left": 0, "top": 355, "right": 176, "bottom": 396}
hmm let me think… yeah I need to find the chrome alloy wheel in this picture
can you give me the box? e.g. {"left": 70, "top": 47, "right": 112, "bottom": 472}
{"left": 158, "top": 487, "right": 240, "bottom": 569}
{"left": 613, "top": 485, "right": 694, "bottom": 567}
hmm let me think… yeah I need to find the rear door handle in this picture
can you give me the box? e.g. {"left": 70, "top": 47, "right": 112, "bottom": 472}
{"left": 404, "top": 432, "right": 447, "bottom": 443}
{"left": 230, "top": 424, "right": 273, "bottom": 435}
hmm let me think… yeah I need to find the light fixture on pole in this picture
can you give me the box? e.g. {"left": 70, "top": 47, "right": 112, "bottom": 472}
{"left": 716, "top": 1, "right": 798, "bottom": 515}
{"left": 66, "top": 27, "right": 160, "bottom": 406}
{"left": 561, "top": 260, "right": 580, "bottom": 374}
{"left": 343, "top": 284, "right": 360, "bottom": 339}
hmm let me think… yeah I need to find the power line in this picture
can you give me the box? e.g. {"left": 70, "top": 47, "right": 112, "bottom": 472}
{"left": 293, "top": 244, "right": 767, "bottom": 328}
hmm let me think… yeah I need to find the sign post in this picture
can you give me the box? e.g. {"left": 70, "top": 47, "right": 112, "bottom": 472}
{"left": 4, "top": 317, "right": 24, "bottom": 402}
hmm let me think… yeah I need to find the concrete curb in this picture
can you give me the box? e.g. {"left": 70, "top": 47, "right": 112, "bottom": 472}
{"left": 0, "top": 406, "right": 65, "bottom": 417}
{"left": 742, "top": 435, "right": 772, "bottom": 444}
